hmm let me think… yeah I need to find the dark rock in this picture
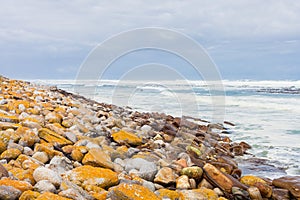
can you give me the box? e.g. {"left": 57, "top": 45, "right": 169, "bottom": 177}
{"left": 272, "top": 188, "right": 290, "bottom": 200}
{"left": 272, "top": 176, "right": 300, "bottom": 199}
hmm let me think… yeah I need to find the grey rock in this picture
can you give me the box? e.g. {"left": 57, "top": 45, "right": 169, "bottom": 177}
{"left": 127, "top": 147, "right": 140, "bottom": 157}
{"left": 0, "top": 99, "right": 8, "bottom": 105}
{"left": 125, "top": 158, "right": 158, "bottom": 181}
{"left": 0, "top": 185, "right": 21, "bottom": 200}
{"left": 33, "top": 166, "right": 62, "bottom": 187}
{"left": 7, "top": 143, "right": 24, "bottom": 152}
{"left": 141, "top": 125, "right": 152, "bottom": 132}
{"left": 143, "top": 180, "right": 156, "bottom": 192}
{"left": 48, "top": 156, "right": 73, "bottom": 175}
{"left": 65, "top": 132, "right": 77, "bottom": 143}
{"left": 86, "top": 142, "right": 100, "bottom": 149}
{"left": 34, "top": 180, "right": 56, "bottom": 193}
{"left": 59, "top": 180, "right": 94, "bottom": 200}
{"left": 23, "top": 147, "right": 34, "bottom": 156}
{"left": 114, "top": 158, "right": 125, "bottom": 167}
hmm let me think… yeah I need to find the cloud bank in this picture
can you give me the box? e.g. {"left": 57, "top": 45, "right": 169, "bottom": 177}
{"left": 0, "top": 0, "right": 299, "bottom": 79}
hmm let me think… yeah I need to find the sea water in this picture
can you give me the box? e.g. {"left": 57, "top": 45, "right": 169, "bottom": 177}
{"left": 35, "top": 79, "right": 300, "bottom": 178}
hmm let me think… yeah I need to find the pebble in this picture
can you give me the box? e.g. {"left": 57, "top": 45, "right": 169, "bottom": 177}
{"left": 32, "top": 152, "right": 49, "bottom": 164}
{"left": 82, "top": 148, "right": 114, "bottom": 169}
{"left": 125, "top": 158, "right": 157, "bottom": 181}
{"left": 0, "top": 185, "right": 21, "bottom": 200}
{"left": 154, "top": 167, "right": 176, "bottom": 185}
{"left": 48, "top": 156, "right": 73, "bottom": 175}
{"left": 181, "top": 166, "right": 203, "bottom": 180}
{"left": 33, "top": 166, "right": 62, "bottom": 187}
{"left": 176, "top": 175, "right": 191, "bottom": 189}
{"left": 34, "top": 180, "right": 57, "bottom": 193}
{"left": 108, "top": 183, "right": 160, "bottom": 200}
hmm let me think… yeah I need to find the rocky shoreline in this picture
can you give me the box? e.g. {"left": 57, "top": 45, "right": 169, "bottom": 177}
{"left": 0, "top": 75, "right": 299, "bottom": 200}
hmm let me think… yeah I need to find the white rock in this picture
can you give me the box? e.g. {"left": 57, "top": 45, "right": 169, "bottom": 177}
{"left": 23, "top": 147, "right": 34, "bottom": 156}
{"left": 141, "top": 125, "right": 152, "bottom": 132}
{"left": 18, "top": 104, "right": 26, "bottom": 112}
{"left": 32, "top": 152, "right": 49, "bottom": 164}
{"left": 48, "top": 156, "right": 73, "bottom": 175}
{"left": 33, "top": 166, "right": 62, "bottom": 187}
{"left": 34, "top": 180, "right": 56, "bottom": 193}
{"left": 65, "top": 132, "right": 77, "bottom": 143}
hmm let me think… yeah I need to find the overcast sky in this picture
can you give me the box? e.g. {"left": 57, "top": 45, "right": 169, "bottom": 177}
{"left": 0, "top": 0, "right": 300, "bottom": 80}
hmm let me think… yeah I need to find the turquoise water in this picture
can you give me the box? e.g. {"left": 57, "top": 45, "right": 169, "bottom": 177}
{"left": 35, "top": 79, "right": 300, "bottom": 177}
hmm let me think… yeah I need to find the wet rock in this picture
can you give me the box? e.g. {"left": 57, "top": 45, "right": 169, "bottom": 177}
{"left": 247, "top": 186, "right": 263, "bottom": 200}
{"left": 253, "top": 181, "right": 272, "bottom": 198}
{"left": 240, "top": 175, "right": 266, "bottom": 186}
{"left": 198, "top": 178, "right": 214, "bottom": 189}
{"left": 34, "top": 180, "right": 56, "bottom": 193}
{"left": 0, "top": 185, "right": 21, "bottom": 200}
{"left": 214, "top": 187, "right": 224, "bottom": 196}
{"left": 33, "top": 166, "right": 62, "bottom": 187}
{"left": 232, "top": 187, "right": 250, "bottom": 200}
{"left": 82, "top": 148, "right": 114, "bottom": 169}
{"left": 203, "top": 163, "right": 248, "bottom": 193}
{"left": 272, "top": 176, "right": 300, "bottom": 199}
{"left": 272, "top": 188, "right": 290, "bottom": 200}
{"left": 108, "top": 183, "right": 160, "bottom": 200}
{"left": 240, "top": 175, "right": 272, "bottom": 198}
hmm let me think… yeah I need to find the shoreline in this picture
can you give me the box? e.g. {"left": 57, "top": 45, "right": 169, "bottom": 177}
{"left": 0, "top": 75, "right": 299, "bottom": 199}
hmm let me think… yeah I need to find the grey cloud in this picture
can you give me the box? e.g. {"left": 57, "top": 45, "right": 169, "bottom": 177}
{"left": 0, "top": 0, "right": 300, "bottom": 79}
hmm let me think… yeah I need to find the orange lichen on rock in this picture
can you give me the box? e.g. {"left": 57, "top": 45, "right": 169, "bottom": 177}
{"left": 35, "top": 192, "right": 72, "bottom": 200}
{"left": 156, "top": 188, "right": 183, "bottom": 200}
{"left": 19, "top": 190, "right": 41, "bottom": 200}
{"left": 0, "top": 148, "right": 22, "bottom": 160}
{"left": 82, "top": 148, "right": 114, "bottom": 169}
{"left": 66, "top": 165, "right": 119, "bottom": 189}
{"left": 38, "top": 128, "right": 72, "bottom": 146}
{"left": 0, "top": 178, "right": 33, "bottom": 192}
{"left": 112, "top": 130, "right": 143, "bottom": 146}
{"left": 109, "top": 183, "right": 161, "bottom": 200}
{"left": 9, "top": 168, "right": 35, "bottom": 185}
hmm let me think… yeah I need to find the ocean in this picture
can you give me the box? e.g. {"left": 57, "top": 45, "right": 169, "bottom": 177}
{"left": 34, "top": 79, "right": 300, "bottom": 178}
